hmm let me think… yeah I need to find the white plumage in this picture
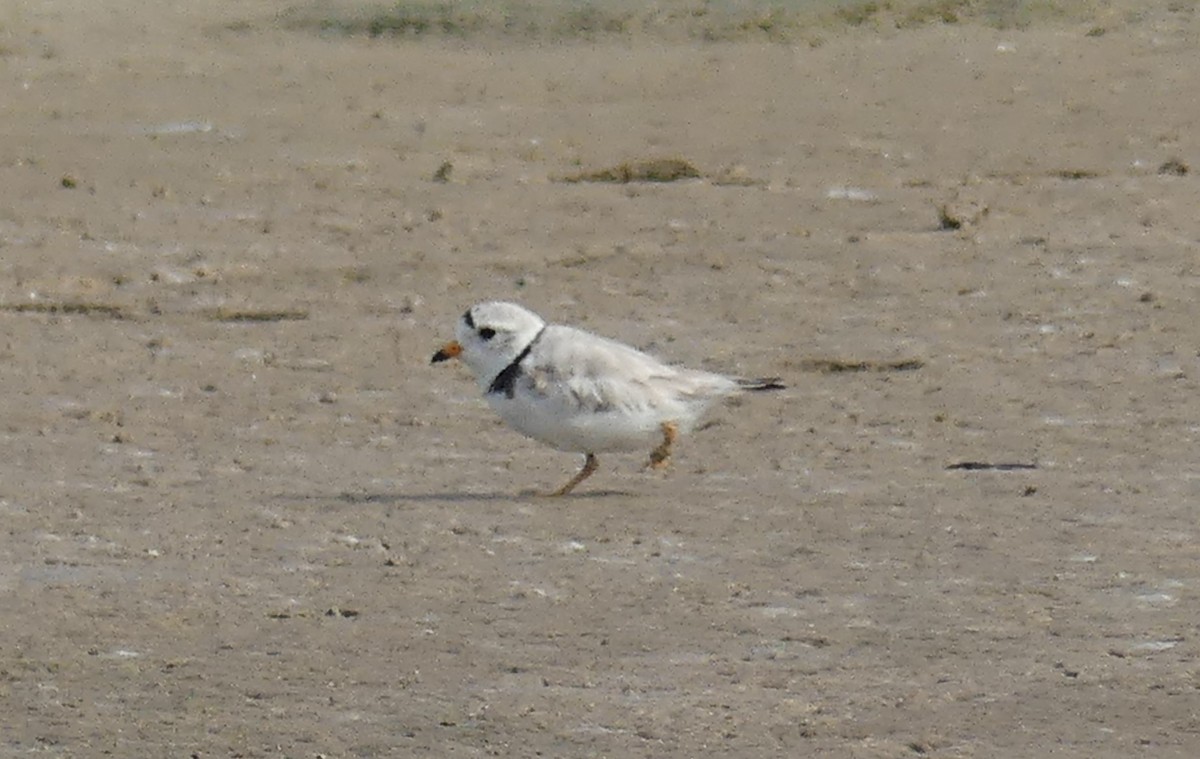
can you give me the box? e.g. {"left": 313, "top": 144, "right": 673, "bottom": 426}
{"left": 432, "top": 301, "right": 782, "bottom": 495}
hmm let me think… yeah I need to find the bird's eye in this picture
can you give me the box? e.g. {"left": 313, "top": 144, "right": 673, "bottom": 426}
{"left": 478, "top": 328, "right": 496, "bottom": 341}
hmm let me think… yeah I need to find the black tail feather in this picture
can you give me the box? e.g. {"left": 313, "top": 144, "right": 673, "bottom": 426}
{"left": 737, "top": 377, "right": 785, "bottom": 391}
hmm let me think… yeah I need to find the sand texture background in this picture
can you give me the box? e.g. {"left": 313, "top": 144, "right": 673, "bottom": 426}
{"left": 2, "top": 0, "right": 1199, "bottom": 755}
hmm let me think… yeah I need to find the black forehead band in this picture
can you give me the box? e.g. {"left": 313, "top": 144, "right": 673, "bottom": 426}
{"left": 462, "top": 309, "right": 475, "bottom": 329}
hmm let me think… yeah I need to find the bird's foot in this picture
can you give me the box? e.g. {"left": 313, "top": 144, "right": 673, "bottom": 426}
{"left": 536, "top": 453, "right": 599, "bottom": 497}
{"left": 644, "top": 421, "right": 678, "bottom": 471}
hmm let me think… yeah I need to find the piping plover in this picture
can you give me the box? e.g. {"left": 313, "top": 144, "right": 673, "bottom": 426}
{"left": 431, "top": 301, "right": 784, "bottom": 496}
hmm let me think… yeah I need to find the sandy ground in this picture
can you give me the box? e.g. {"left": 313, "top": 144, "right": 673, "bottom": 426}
{"left": 2, "top": 1, "right": 1200, "bottom": 756}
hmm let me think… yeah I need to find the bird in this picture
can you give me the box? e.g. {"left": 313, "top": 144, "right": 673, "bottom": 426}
{"left": 431, "top": 301, "right": 783, "bottom": 496}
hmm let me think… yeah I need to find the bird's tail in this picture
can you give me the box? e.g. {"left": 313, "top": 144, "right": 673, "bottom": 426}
{"left": 736, "top": 377, "right": 785, "bottom": 391}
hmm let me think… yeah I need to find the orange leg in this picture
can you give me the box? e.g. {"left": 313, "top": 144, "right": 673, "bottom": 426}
{"left": 542, "top": 453, "right": 599, "bottom": 497}
{"left": 645, "top": 421, "right": 678, "bottom": 471}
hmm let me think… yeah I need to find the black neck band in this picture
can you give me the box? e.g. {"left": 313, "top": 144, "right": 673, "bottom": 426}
{"left": 488, "top": 326, "right": 546, "bottom": 398}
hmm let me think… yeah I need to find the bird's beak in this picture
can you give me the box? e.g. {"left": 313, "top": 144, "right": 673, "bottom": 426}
{"left": 431, "top": 341, "right": 463, "bottom": 363}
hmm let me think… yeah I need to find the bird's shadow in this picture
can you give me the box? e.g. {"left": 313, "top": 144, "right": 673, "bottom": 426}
{"left": 277, "top": 488, "right": 634, "bottom": 506}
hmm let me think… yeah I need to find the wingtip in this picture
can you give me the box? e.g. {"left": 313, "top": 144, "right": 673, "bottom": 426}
{"left": 739, "top": 377, "right": 785, "bottom": 391}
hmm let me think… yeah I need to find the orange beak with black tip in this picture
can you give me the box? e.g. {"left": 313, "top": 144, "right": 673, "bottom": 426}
{"left": 431, "top": 341, "right": 463, "bottom": 363}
